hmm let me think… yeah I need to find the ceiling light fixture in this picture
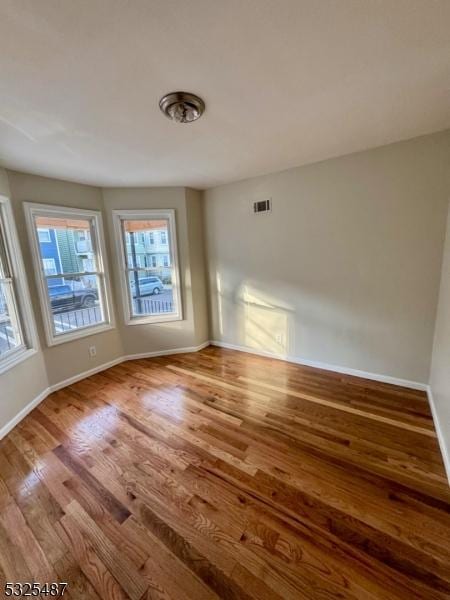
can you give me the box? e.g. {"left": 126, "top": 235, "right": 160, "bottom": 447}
{"left": 159, "top": 92, "right": 205, "bottom": 123}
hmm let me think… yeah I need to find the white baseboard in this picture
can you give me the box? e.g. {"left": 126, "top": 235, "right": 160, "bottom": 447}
{"left": 123, "top": 341, "right": 210, "bottom": 362}
{"left": 427, "top": 386, "right": 450, "bottom": 486}
{"left": 49, "top": 356, "right": 125, "bottom": 393}
{"left": 209, "top": 340, "right": 428, "bottom": 391}
{"left": 0, "top": 341, "right": 210, "bottom": 441}
{"left": 0, "top": 387, "right": 51, "bottom": 440}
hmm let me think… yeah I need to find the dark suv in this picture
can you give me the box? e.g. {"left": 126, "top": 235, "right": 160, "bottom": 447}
{"left": 48, "top": 285, "right": 98, "bottom": 312}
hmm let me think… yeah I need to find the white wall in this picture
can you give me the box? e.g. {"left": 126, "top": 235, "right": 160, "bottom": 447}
{"left": 203, "top": 131, "right": 450, "bottom": 383}
{"left": 0, "top": 168, "right": 49, "bottom": 432}
{"left": 430, "top": 202, "right": 450, "bottom": 479}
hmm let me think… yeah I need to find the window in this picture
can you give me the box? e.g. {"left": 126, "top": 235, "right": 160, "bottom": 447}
{"left": 143, "top": 255, "right": 156, "bottom": 268}
{"left": 163, "top": 255, "right": 169, "bottom": 267}
{"left": 42, "top": 258, "right": 57, "bottom": 276}
{"left": 0, "top": 196, "right": 37, "bottom": 374}
{"left": 113, "top": 209, "right": 182, "bottom": 325}
{"left": 38, "top": 228, "right": 51, "bottom": 243}
{"left": 149, "top": 232, "right": 154, "bottom": 244}
{"left": 25, "top": 203, "right": 114, "bottom": 345}
{"left": 160, "top": 231, "right": 167, "bottom": 244}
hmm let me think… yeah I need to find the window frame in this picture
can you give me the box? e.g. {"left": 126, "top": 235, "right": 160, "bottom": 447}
{"left": 0, "top": 195, "right": 38, "bottom": 375}
{"left": 24, "top": 202, "right": 115, "bottom": 346}
{"left": 113, "top": 208, "right": 183, "bottom": 325}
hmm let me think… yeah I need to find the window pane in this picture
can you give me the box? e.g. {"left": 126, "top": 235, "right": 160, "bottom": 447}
{"left": 47, "top": 274, "right": 105, "bottom": 335}
{"left": 0, "top": 281, "right": 23, "bottom": 356}
{"left": 122, "top": 218, "right": 177, "bottom": 318}
{"left": 34, "top": 216, "right": 97, "bottom": 274}
{"left": 128, "top": 269, "right": 174, "bottom": 317}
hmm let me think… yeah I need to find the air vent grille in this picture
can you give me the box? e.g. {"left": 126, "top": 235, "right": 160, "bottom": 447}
{"left": 253, "top": 199, "right": 271, "bottom": 215}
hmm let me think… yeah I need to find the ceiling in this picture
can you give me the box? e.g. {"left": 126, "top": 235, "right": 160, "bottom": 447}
{"left": 1, "top": 0, "right": 449, "bottom": 189}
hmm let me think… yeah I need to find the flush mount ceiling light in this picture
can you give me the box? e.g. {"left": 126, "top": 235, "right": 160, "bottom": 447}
{"left": 159, "top": 92, "right": 205, "bottom": 123}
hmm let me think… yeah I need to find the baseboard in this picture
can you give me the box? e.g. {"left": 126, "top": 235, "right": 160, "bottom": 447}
{"left": 50, "top": 341, "right": 210, "bottom": 392}
{"left": 49, "top": 356, "right": 125, "bottom": 393}
{"left": 0, "top": 341, "right": 210, "bottom": 441}
{"left": 209, "top": 340, "right": 428, "bottom": 391}
{"left": 0, "top": 387, "right": 51, "bottom": 440}
{"left": 123, "top": 341, "right": 210, "bottom": 362}
{"left": 427, "top": 386, "right": 450, "bottom": 486}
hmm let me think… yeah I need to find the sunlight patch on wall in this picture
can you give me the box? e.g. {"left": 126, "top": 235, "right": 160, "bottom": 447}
{"left": 216, "top": 272, "right": 224, "bottom": 336}
{"left": 241, "top": 284, "right": 291, "bottom": 356}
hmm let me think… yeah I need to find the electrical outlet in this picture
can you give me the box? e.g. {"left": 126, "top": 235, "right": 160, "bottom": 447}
{"left": 89, "top": 345, "right": 97, "bottom": 358}
{"left": 275, "top": 333, "right": 283, "bottom": 345}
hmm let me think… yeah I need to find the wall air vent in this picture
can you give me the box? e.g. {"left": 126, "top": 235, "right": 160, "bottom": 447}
{"left": 253, "top": 199, "right": 272, "bottom": 215}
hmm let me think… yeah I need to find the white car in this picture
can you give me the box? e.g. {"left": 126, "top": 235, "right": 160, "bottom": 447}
{"left": 130, "top": 276, "right": 163, "bottom": 297}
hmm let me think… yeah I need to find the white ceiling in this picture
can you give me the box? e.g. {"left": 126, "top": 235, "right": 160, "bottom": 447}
{"left": 1, "top": 0, "right": 449, "bottom": 189}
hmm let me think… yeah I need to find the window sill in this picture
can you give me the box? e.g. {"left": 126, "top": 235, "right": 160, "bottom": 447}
{"left": 46, "top": 322, "right": 115, "bottom": 347}
{"left": 125, "top": 314, "right": 183, "bottom": 326}
{"left": 0, "top": 347, "right": 38, "bottom": 376}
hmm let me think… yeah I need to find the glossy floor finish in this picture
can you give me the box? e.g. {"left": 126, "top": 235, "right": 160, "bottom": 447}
{"left": 0, "top": 347, "right": 449, "bottom": 599}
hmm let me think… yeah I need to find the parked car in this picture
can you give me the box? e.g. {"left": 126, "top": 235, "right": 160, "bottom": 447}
{"left": 130, "top": 276, "right": 163, "bottom": 297}
{"left": 48, "top": 284, "right": 98, "bottom": 311}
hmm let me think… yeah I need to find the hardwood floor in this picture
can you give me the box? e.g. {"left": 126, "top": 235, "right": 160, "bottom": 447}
{"left": 0, "top": 346, "right": 449, "bottom": 599}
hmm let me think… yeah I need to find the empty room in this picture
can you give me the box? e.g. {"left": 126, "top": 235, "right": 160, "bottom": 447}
{"left": 0, "top": 1, "right": 450, "bottom": 598}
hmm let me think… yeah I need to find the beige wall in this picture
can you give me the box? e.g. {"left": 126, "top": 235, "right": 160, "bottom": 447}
{"left": 203, "top": 131, "right": 450, "bottom": 383}
{"left": 0, "top": 168, "right": 49, "bottom": 430}
{"left": 430, "top": 202, "right": 450, "bottom": 477}
{"left": 6, "top": 170, "right": 124, "bottom": 387}
{"left": 186, "top": 188, "right": 209, "bottom": 346}
{"left": 102, "top": 186, "right": 209, "bottom": 355}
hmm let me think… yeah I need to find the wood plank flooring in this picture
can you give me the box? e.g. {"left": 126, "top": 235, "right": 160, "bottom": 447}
{"left": 1, "top": 346, "right": 449, "bottom": 599}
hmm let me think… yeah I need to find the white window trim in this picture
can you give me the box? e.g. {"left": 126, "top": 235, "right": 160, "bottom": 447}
{"left": 0, "top": 196, "right": 38, "bottom": 375}
{"left": 24, "top": 202, "right": 115, "bottom": 346}
{"left": 113, "top": 209, "right": 183, "bottom": 325}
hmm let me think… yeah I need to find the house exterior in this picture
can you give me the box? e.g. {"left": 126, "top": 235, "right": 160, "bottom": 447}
{"left": 37, "top": 227, "right": 95, "bottom": 288}
{"left": 125, "top": 227, "right": 172, "bottom": 282}
{"left": 37, "top": 227, "right": 63, "bottom": 286}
